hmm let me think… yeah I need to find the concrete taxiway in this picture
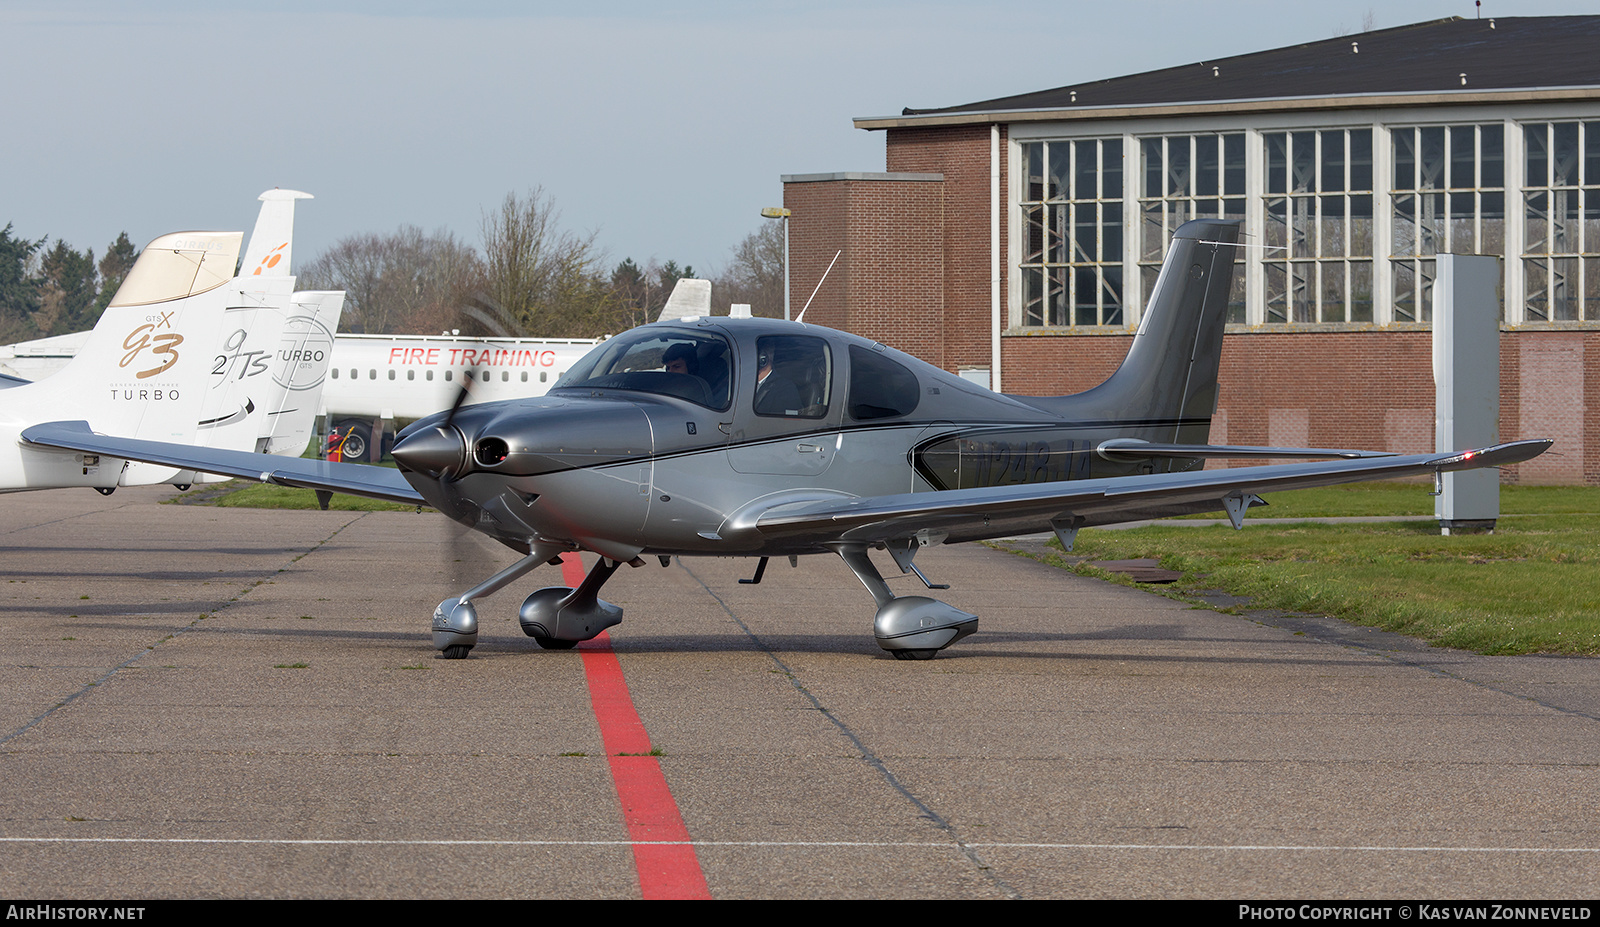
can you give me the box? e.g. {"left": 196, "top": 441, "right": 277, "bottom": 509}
{"left": 1, "top": 487, "right": 1596, "bottom": 899}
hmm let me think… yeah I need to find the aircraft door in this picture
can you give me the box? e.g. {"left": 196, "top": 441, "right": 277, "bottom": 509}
{"left": 726, "top": 334, "right": 840, "bottom": 476}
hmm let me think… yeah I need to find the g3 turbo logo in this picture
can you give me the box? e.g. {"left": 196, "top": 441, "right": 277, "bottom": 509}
{"left": 120, "top": 310, "right": 184, "bottom": 379}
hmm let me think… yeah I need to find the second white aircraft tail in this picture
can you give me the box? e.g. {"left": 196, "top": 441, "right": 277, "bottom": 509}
{"left": 239, "top": 189, "right": 313, "bottom": 279}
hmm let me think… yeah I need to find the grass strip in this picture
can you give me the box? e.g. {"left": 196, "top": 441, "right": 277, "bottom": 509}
{"left": 1018, "top": 512, "right": 1600, "bottom": 656}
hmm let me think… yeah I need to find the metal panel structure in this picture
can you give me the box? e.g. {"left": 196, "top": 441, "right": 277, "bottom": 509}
{"left": 1433, "top": 253, "right": 1503, "bottom": 531}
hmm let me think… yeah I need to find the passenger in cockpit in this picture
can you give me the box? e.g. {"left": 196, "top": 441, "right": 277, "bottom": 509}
{"left": 754, "top": 347, "right": 803, "bottom": 416}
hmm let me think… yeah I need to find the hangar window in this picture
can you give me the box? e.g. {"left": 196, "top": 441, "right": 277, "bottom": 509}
{"left": 1261, "top": 129, "right": 1375, "bottom": 324}
{"left": 1521, "top": 121, "right": 1600, "bottom": 321}
{"left": 1390, "top": 124, "right": 1505, "bottom": 321}
{"left": 1139, "top": 133, "right": 1246, "bottom": 322}
{"left": 1019, "top": 138, "right": 1125, "bottom": 326}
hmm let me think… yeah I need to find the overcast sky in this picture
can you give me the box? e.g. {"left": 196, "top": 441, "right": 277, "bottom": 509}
{"left": 3, "top": 0, "right": 1591, "bottom": 278}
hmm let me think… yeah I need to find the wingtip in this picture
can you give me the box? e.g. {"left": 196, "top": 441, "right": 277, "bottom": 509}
{"left": 1434, "top": 438, "right": 1553, "bottom": 470}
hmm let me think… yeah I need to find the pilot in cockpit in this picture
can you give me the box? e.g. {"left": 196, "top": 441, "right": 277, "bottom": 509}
{"left": 662, "top": 342, "right": 700, "bottom": 378}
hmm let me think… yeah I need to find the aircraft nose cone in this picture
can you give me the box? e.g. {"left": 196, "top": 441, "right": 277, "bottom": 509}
{"left": 392, "top": 424, "right": 466, "bottom": 476}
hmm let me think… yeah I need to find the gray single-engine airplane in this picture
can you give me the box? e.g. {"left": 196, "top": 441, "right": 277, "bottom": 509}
{"left": 24, "top": 219, "right": 1551, "bottom": 660}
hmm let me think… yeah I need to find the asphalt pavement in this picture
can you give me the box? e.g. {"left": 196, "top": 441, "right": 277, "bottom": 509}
{"left": 0, "top": 487, "right": 1595, "bottom": 899}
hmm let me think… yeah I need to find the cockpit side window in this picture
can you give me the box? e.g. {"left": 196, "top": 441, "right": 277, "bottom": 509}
{"left": 554, "top": 330, "right": 733, "bottom": 410}
{"left": 847, "top": 345, "right": 919, "bottom": 420}
{"left": 753, "top": 335, "right": 830, "bottom": 418}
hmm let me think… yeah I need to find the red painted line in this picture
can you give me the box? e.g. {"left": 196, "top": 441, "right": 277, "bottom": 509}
{"left": 563, "top": 553, "right": 711, "bottom": 900}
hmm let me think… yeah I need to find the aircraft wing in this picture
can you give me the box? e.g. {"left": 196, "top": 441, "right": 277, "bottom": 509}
{"left": 747, "top": 440, "right": 1553, "bottom": 546}
{"left": 22, "top": 420, "right": 425, "bottom": 506}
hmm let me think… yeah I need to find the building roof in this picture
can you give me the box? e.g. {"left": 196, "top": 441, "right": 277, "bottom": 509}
{"left": 864, "top": 16, "right": 1600, "bottom": 128}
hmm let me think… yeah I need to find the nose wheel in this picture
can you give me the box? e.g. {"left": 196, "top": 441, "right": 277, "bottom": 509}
{"left": 433, "top": 598, "right": 479, "bottom": 657}
{"left": 430, "top": 544, "right": 568, "bottom": 659}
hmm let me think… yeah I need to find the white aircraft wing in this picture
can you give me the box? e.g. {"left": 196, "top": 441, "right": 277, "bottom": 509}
{"left": 22, "top": 420, "right": 424, "bottom": 506}
{"left": 744, "top": 439, "right": 1553, "bottom": 546}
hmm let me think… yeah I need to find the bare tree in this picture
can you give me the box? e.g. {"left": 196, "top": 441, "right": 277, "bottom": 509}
{"left": 713, "top": 219, "right": 785, "bottom": 317}
{"left": 480, "top": 189, "right": 615, "bottom": 337}
{"left": 300, "top": 227, "right": 483, "bottom": 334}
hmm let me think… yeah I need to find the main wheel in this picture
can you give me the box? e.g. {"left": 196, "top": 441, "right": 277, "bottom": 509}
{"left": 891, "top": 649, "right": 939, "bottom": 661}
{"left": 440, "top": 644, "right": 472, "bottom": 659}
{"left": 533, "top": 634, "right": 578, "bottom": 650}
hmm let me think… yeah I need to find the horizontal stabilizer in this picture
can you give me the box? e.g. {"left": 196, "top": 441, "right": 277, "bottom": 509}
{"left": 23, "top": 420, "right": 424, "bottom": 506}
{"left": 1096, "top": 439, "right": 1396, "bottom": 461}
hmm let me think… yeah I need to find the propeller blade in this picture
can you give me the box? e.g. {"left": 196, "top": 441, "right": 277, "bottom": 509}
{"left": 443, "top": 370, "right": 475, "bottom": 428}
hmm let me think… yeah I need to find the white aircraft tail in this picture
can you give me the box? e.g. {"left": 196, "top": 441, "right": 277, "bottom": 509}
{"left": 166, "top": 189, "right": 342, "bottom": 482}
{"left": 151, "top": 277, "right": 297, "bottom": 485}
{"left": 0, "top": 230, "right": 242, "bottom": 490}
{"left": 258, "top": 291, "right": 343, "bottom": 457}
{"left": 177, "top": 285, "right": 345, "bottom": 484}
{"left": 239, "top": 189, "right": 312, "bottom": 279}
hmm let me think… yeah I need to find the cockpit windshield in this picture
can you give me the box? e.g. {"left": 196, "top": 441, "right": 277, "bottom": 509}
{"left": 552, "top": 328, "right": 734, "bottom": 410}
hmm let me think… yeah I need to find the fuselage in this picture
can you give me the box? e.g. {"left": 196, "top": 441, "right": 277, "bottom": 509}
{"left": 394, "top": 317, "right": 1210, "bottom": 560}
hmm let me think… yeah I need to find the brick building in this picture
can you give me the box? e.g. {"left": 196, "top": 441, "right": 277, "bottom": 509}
{"left": 782, "top": 16, "right": 1600, "bottom": 483}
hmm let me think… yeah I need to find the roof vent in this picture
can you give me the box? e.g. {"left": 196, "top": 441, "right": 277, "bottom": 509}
{"left": 1351, "top": 41, "right": 1359, "bottom": 53}
{"left": 1212, "top": 66, "right": 1219, "bottom": 77}
{"left": 1070, "top": 90, "right": 1077, "bottom": 103}
{"left": 1460, "top": 72, "right": 1468, "bottom": 86}
{"left": 1489, "top": 18, "right": 1496, "bottom": 28}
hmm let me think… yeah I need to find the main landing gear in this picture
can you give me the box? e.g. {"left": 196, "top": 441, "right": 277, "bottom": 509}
{"left": 431, "top": 544, "right": 628, "bottom": 659}
{"left": 518, "top": 557, "right": 624, "bottom": 649}
{"left": 830, "top": 541, "right": 977, "bottom": 660}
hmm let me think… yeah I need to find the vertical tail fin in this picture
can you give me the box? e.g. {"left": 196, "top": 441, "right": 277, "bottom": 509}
{"left": 239, "top": 189, "right": 312, "bottom": 278}
{"left": 166, "top": 189, "right": 331, "bottom": 480}
{"left": 657, "top": 278, "right": 712, "bottom": 321}
{"left": 256, "top": 290, "right": 344, "bottom": 457}
{"left": 1039, "top": 218, "right": 1240, "bottom": 442}
{"left": 44, "top": 230, "right": 242, "bottom": 443}
{"left": 0, "top": 231, "right": 241, "bottom": 490}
